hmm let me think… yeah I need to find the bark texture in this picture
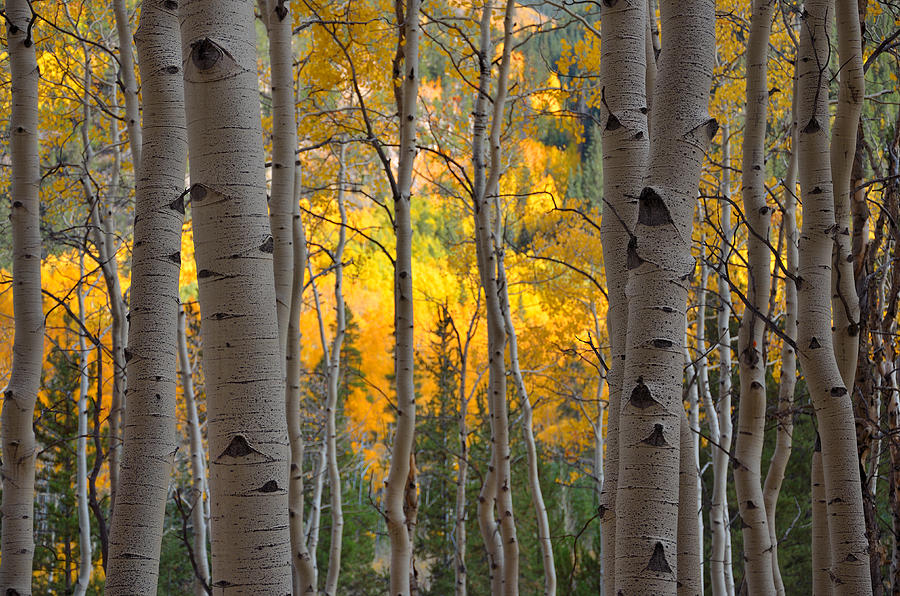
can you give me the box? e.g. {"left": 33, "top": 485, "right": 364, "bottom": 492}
{"left": 677, "top": 413, "right": 701, "bottom": 596}
{"left": 613, "top": 0, "right": 715, "bottom": 591}
{"left": 288, "top": 186, "right": 316, "bottom": 593}
{"left": 74, "top": 262, "right": 92, "bottom": 596}
{"left": 796, "top": 1, "right": 871, "bottom": 590}
{"left": 180, "top": 0, "right": 293, "bottom": 590}
{"left": 830, "top": 0, "right": 865, "bottom": 388}
{"left": 734, "top": 0, "right": 777, "bottom": 590}
{"left": 106, "top": 2, "right": 187, "bottom": 591}
{"left": 761, "top": 69, "right": 800, "bottom": 595}
{"left": 112, "top": 0, "right": 143, "bottom": 173}
{"left": 1, "top": 0, "right": 44, "bottom": 591}
{"left": 598, "top": 0, "right": 649, "bottom": 591}
{"left": 469, "top": 1, "right": 520, "bottom": 592}
{"left": 178, "top": 306, "right": 212, "bottom": 595}
{"left": 811, "top": 437, "right": 833, "bottom": 595}
{"left": 323, "top": 153, "right": 348, "bottom": 596}
{"left": 488, "top": 2, "right": 554, "bottom": 591}
{"left": 711, "top": 127, "right": 736, "bottom": 596}
{"left": 382, "top": 1, "right": 421, "bottom": 593}
{"left": 263, "top": 0, "right": 297, "bottom": 356}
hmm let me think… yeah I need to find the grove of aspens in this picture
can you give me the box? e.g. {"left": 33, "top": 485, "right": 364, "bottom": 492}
{"left": 1, "top": 0, "right": 899, "bottom": 593}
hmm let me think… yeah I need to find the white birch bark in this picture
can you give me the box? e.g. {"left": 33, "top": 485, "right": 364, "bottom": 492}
{"left": 92, "top": 192, "right": 129, "bottom": 519}
{"left": 795, "top": 1, "right": 871, "bottom": 589}
{"left": 613, "top": 0, "right": 716, "bottom": 590}
{"left": 178, "top": 305, "right": 211, "bottom": 595}
{"left": 106, "top": 1, "right": 187, "bottom": 591}
{"left": 455, "top": 368, "right": 469, "bottom": 596}
{"left": 180, "top": 0, "right": 292, "bottom": 589}
{"left": 0, "top": 0, "right": 43, "bottom": 590}
{"left": 696, "top": 251, "right": 728, "bottom": 596}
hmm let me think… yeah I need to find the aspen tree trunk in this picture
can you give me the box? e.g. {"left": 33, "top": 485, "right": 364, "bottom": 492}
{"left": 262, "top": 10, "right": 305, "bottom": 580}
{"left": 497, "top": 262, "right": 555, "bottom": 595}
{"left": 683, "top": 326, "right": 703, "bottom": 592}
{"left": 288, "top": 186, "right": 316, "bottom": 594}
{"left": 830, "top": 0, "right": 864, "bottom": 388}
{"left": 734, "top": 0, "right": 777, "bottom": 591}
{"left": 598, "top": 0, "right": 649, "bottom": 590}
{"left": 716, "top": 129, "right": 736, "bottom": 596}
{"left": 74, "top": 258, "right": 92, "bottom": 596}
{"left": 106, "top": 2, "right": 187, "bottom": 592}
{"left": 470, "top": 1, "right": 519, "bottom": 592}
{"left": 406, "top": 454, "right": 420, "bottom": 594}
{"left": 454, "top": 306, "right": 477, "bottom": 596}
{"left": 382, "top": 2, "right": 421, "bottom": 593}
{"left": 883, "top": 124, "right": 900, "bottom": 594}
{"left": 263, "top": 0, "right": 297, "bottom": 354}
{"left": 454, "top": 418, "right": 468, "bottom": 596}
{"left": 306, "top": 263, "right": 328, "bottom": 581}
{"left": 890, "top": 378, "right": 900, "bottom": 594}
{"left": 795, "top": 1, "right": 871, "bottom": 589}
{"left": 0, "top": 0, "right": 44, "bottom": 590}
{"left": 178, "top": 306, "right": 212, "bottom": 595}
{"left": 179, "top": 0, "right": 292, "bottom": 590}
{"left": 853, "top": 119, "right": 884, "bottom": 593}
{"left": 761, "top": 73, "right": 800, "bottom": 595}
{"left": 259, "top": 8, "right": 304, "bottom": 582}
{"left": 589, "top": 302, "right": 606, "bottom": 505}
{"left": 613, "top": 0, "right": 715, "bottom": 590}
{"left": 490, "top": 22, "right": 554, "bottom": 596}
{"left": 112, "top": 0, "right": 142, "bottom": 174}
{"left": 472, "top": 5, "right": 504, "bottom": 589}
{"left": 644, "top": 0, "right": 657, "bottom": 121}
{"left": 811, "top": 436, "right": 833, "bottom": 595}
{"left": 77, "top": 53, "right": 129, "bottom": 519}
{"left": 695, "top": 253, "right": 729, "bottom": 596}
{"left": 477, "top": 450, "right": 503, "bottom": 595}
{"left": 677, "top": 414, "right": 701, "bottom": 596}
{"left": 323, "top": 150, "right": 348, "bottom": 596}
{"left": 88, "top": 341, "right": 110, "bottom": 571}
{"left": 93, "top": 194, "right": 128, "bottom": 518}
